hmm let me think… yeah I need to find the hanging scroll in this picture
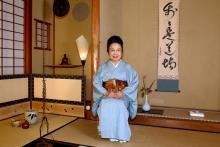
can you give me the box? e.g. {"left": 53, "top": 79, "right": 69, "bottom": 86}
{"left": 157, "top": 0, "right": 180, "bottom": 92}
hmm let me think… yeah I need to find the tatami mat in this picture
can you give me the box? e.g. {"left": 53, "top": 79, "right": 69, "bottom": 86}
{"left": 45, "top": 118, "right": 220, "bottom": 147}
{"left": 1, "top": 116, "right": 220, "bottom": 147}
{"left": 0, "top": 114, "right": 77, "bottom": 147}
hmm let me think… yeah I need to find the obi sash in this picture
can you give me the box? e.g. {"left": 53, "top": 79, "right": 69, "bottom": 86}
{"left": 102, "top": 79, "right": 128, "bottom": 92}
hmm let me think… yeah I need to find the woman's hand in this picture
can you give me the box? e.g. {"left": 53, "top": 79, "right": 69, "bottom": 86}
{"left": 112, "top": 91, "right": 124, "bottom": 99}
{"left": 104, "top": 91, "right": 115, "bottom": 98}
{"left": 107, "top": 91, "right": 116, "bottom": 98}
{"left": 104, "top": 91, "right": 124, "bottom": 99}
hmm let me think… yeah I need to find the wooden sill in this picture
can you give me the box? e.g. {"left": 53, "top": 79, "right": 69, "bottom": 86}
{"left": 34, "top": 47, "right": 51, "bottom": 51}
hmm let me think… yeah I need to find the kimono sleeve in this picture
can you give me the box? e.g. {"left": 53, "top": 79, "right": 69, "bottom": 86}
{"left": 123, "top": 65, "right": 139, "bottom": 101}
{"left": 122, "top": 64, "right": 139, "bottom": 119}
{"left": 92, "top": 64, "right": 108, "bottom": 117}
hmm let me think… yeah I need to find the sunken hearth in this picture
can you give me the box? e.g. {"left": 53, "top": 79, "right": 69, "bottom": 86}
{"left": 23, "top": 138, "right": 93, "bottom": 147}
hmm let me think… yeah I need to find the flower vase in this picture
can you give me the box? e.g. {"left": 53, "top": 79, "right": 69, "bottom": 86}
{"left": 142, "top": 94, "right": 151, "bottom": 112}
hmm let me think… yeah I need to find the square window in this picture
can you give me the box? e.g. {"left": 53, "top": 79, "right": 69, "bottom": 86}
{"left": 34, "top": 19, "right": 51, "bottom": 50}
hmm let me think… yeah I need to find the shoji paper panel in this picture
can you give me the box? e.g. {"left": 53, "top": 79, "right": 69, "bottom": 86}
{"left": 0, "top": 78, "right": 28, "bottom": 103}
{"left": 34, "top": 78, "right": 82, "bottom": 102}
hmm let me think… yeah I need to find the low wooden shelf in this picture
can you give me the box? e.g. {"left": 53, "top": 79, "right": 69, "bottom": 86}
{"left": 129, "top": 107, "right": 220, "bottom": 133}
{"left": 85, "top": 106, "right": 220, "bottom": 133}
{"left": 44, "top": 64, "right": 82, "bottom": 68}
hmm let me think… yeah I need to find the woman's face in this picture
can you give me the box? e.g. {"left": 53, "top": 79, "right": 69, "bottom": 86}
{"left": 108, "top": 43, "right": 123, "bottom": 64}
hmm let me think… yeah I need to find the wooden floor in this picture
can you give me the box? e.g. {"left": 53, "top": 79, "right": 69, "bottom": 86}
{"left": 0, "top": 115, "right": 220, "bottom": 147}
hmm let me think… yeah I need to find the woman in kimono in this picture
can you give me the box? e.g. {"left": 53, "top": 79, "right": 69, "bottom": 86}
{"left": 92, "top": 35, "right": 139, "bottom": 142}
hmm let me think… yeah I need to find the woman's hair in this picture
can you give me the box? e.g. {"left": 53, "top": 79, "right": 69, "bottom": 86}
{"left": 107, "top": 35, "right": 123, "bottom": 53}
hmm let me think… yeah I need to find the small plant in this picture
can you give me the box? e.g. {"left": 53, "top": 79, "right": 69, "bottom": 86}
{"left": 140, "top": 75, "right": 155, "bottom": 98}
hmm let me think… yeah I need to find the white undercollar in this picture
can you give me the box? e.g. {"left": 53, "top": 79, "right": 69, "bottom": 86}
{"left": 111, "top": 60, "right": 121, "bottom": 68}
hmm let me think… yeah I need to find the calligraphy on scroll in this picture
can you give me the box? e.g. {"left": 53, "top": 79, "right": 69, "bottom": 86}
{"left": 158, "top": 0, "right": 179, "bottom": 80}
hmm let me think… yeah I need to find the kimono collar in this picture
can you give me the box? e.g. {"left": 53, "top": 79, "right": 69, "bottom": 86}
{"left": 110, "top": 59, "right": 121, "bottom": 68}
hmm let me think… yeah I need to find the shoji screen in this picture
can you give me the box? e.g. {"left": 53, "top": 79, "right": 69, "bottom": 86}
{"left": 0, "top": 0, "right": 24, "bottom": 75}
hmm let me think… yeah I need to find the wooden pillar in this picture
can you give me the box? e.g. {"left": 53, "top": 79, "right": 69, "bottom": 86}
{"left": 24, "top": 0, "right": 32, "bottom": 74}
{"left": 91, "top": 0, "right": 100, "bottom": 104}
{"left": 87, "top": 0, "right": 99, "bottom": 120}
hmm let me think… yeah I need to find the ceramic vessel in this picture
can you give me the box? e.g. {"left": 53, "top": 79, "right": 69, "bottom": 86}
{"left": 142, "top": 95, "right": 151, "bottom": 112}
{"left": 25, "top": 110, "right": 38, "bottom": 125}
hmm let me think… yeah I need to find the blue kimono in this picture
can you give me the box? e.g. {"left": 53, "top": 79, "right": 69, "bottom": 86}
{"left": 92, "top": 59, "right": 139, "bottom": 141}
